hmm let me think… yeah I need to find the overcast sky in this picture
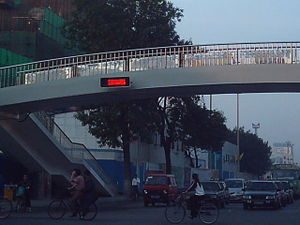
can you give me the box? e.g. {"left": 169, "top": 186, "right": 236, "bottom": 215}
{"left": 170, "top": 0, "right": 300, "bottom": 162}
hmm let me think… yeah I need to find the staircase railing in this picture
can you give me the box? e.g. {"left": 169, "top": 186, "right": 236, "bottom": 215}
{"left": 34, "top": 111, "right": 117, "bottom": 195}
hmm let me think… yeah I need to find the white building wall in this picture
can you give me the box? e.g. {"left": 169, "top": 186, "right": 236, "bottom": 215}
{"left": 271, "top": 142, "right": 294, "bottom": 165}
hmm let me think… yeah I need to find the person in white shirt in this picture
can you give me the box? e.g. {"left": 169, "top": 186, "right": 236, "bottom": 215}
{"left": 183, "top": 173, "right": 205, "bottom": 219}
{"left": 131, "top": 174, "right": 140, "bottom": 199}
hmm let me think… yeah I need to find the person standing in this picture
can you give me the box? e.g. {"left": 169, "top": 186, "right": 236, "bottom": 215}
{"left": 131, "top": 174, "right": 140, "bottom": 200}
{"left": 183, "top": 173, "right": 205, "bottom": 219}
{"left": 68, "top": 169, "right": 85, "bottom": 217}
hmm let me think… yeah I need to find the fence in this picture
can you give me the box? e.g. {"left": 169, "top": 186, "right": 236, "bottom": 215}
{"left": 0, "top": 42, "right": 300, "bottom": 88}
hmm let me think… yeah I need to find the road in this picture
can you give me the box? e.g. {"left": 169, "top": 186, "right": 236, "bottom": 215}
{"left": 2, "top": 200, "right": 300, "bottom": 225}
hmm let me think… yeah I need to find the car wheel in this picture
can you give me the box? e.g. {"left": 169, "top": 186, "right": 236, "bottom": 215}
{"left": 152, "top": 202, "right": 155, "bottom": 206}
{"left": 243, "top": 204, "right": 248, "bottom": 210}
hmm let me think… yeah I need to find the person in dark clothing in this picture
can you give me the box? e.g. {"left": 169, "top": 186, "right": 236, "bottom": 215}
{"left": 17, "top": 174, "right": 32, "bottom": 212}
{"left": 183, "top": 173, "right": 205, "bottom": 219}
{"left": 80, "top": 170, "right": 97, "bottom": 219}
{"left": 68, "top": 169, "right": 85, "bottom": 217}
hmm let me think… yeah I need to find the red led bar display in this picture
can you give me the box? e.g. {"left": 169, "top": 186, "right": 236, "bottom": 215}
{"left": 100, "top": 77, "right": 130, "bottom": 87}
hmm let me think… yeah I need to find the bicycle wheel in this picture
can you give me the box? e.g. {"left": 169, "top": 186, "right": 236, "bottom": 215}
{"left": 199, "top": 202, "right": 219, "bottom": 225}
{"left": 0, "top": 199, "right": 12, "bottom": 219}
{"left": 48, "top": 200, "right": 67, "bottom": 220}
{"left": 80, "top": 202, "right": 98, "bottom": 221}
{"left": 165, "top": 201, "right": 186, "bottom": 224}
{"left": 15, "top": 199, "right": 26, "bottom": 213}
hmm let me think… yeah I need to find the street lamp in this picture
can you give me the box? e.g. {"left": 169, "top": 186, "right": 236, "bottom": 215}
{"left": 252, "top": 123, "right": 260, "bottom": 136}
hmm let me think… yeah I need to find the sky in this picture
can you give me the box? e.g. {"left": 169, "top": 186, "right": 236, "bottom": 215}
{"left": 170, "top": 0, "right": 300, "bottom": 162}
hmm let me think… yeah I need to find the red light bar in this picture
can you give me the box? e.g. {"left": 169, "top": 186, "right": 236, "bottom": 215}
{"left": 100, "top": 77, "right": 130, "bottom": 87}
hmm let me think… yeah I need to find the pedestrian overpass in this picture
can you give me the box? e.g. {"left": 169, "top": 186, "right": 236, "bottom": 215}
{"left": 1, "top": 41, "right": 300, "bottom": 196}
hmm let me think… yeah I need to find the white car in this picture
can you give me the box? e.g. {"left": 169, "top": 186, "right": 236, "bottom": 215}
{"left": 225, "top": 178, "right": 245, "bottom": 202}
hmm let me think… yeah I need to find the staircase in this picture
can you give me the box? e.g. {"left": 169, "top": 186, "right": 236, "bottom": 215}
{"left": 0, "top": 112, "right": 118, "bottom": 196}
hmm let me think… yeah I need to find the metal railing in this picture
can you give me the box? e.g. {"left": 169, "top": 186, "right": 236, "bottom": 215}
{"left": 1, "top": 41, "right": 300, "bottom": 88}
{"left": 34, "top": 112, "right": 117, "bottom": 195}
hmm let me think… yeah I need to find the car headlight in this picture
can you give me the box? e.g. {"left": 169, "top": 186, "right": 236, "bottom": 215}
{"left": 144, "top": 190, "right": 148, "bottom": 194}
{"left": 163, "top": 190, "right": 168, "bottom": 194}
{"left": 210, "top": 195, "right": 217, "bottom": 198}
{"left": 243, "top": 195, "right": 251, "bottom": 199}
{"left": 266, "top": 195, "right": 275, "bottom": 200}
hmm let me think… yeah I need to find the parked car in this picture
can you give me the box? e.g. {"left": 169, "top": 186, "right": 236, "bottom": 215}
{"left": 218, "top": 181, "right": 230, "bottom": 204}
{"left": 202, "top": 181, "right": 226, "bottom": 208}
{"left": 243, "top": 180, "right": 282, "bottom": 210}
{"left": 225, "top": 178, "right": 245, "bottom": 203}
{"left": 143, "top": 174, "right": 177, "bottom": 207}
{"left": 281, "top": 181, "right": 294, "bottom": 203}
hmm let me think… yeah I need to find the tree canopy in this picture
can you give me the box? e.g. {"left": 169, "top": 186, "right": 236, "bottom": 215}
{"left": 227, "top": 128, "right": 272, "bottom": 176}
{"left": 64, "top": 0, "right": 184, "bottom": 52}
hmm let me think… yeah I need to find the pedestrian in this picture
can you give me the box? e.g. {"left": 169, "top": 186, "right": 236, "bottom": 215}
{"left": 183, "top": 173, "right": 205, "bottom": 219}
{"left": 131, "top": 174, "right": 140, "bottom": 199}
{"left": 68, "top": 169, "right": 85, "bottom": 217}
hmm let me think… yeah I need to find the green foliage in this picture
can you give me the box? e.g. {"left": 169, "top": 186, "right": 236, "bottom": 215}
{"left": 75, "top": 99, "right": 158, "bottom": 148}
{"left": 63, "top": 0, "right": 184, "bottom": 52}
{"left": 182, "top": 96, "right": 227, "bottom": 152}
{"left": 227, "top": 128, "right": 272, "bottom": 176}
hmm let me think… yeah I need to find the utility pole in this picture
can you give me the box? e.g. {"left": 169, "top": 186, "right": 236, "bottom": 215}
{"left": 237, "top": 94, "right": 240, "bottom": 173}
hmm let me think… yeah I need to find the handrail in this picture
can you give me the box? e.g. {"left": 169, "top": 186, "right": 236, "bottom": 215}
{"left": 1, "top": 41, "right": 300, "bottom": 88}
{"left": 33, "top": 112, "right": 117, "bottom": 193}
{"left": 1, "top": 41, "right": 300, "bottom": 70}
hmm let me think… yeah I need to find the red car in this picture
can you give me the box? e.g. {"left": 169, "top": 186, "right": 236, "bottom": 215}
{"left": 143, "top": 174, "right": 178, "bottom": 206}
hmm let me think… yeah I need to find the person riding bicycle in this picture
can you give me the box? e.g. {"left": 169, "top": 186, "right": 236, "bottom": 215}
{"left": 16, "top": 174, "right": 32, "bottom": 212}
{"left": 68, "top": 169, "right": 85, "bottom": 217}
{"left": 80, "top": 170, "right": 97, "bottom": 219}
{"left": 183, "top": 173, "right": 205, "bottom": 219}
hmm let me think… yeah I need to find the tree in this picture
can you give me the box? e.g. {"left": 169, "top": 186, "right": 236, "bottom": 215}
{"left": 64, "top": 0, "right": 184, "bottom": 52}
{"left": 227, "top": 128, "right": 272, "bottom": 176}
{"left": 181, "top": 96, "right": 227, "bottom": 167}
{"left": 155, "top": 97, "right": 185, "bottom": 174}
{"left": 155, "top": 96, "right": 227, "bottom": 172}
{"left": 64, "top": 0, "right": 185, "bottom": 194}
{"left": 76, "top": 99, "right": 158, "bottom": 194}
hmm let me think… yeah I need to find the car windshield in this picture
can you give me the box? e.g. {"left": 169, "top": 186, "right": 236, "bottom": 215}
{"left": 245, "top": 182, "right": 276, "bottom": 191}
{"left": 145, "top": 176, "right": 168, "bottom": 185}
{"left": 225, "top": 180, "right": 243, "bottom": 188}
{"left": 202, "top": 182, "right": 220, "bottom": 191}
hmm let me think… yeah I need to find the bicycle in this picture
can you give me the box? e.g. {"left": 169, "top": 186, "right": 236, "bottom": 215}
{"left": 165, "top": 193, "right": 219, "bottom": 224}
{"left": 0, "top": 198, "right": 12, "bottom": 219}
{"left": 0, "top": 197, "right": 31, "bottom": 219}
{"left": 48, "top": 198, "right": 98, "bottom": 221}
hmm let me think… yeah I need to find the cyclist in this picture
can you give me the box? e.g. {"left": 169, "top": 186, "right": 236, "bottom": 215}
{"left": 16, "top": 174, "right": 31, "bottom": 212}
{"left": 80, "top": 170, "right": 96, "bottom": 219}
{"left": 183, "top": 173, "right": 205, "bottom": 219}
{"left": 68, "top": 169, "right": 85, "bottom": 217}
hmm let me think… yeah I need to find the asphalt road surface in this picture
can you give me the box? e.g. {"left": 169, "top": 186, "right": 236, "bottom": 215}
{"left": 2, "top": 200, "right": 300, "bottom": 225}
